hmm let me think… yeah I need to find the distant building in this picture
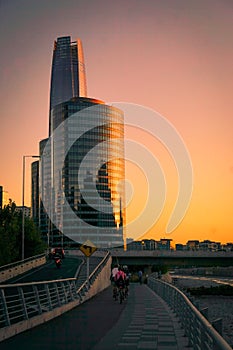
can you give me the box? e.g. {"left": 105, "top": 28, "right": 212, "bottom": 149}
{"left": 0, "top": 186, "right": 2, "bottom": 210}
{"left": 222, "top": 242, "right": 233, "bottom": 251}
{"left": 127, "top": 240, "right": 144, "bottom": 250}
{"left": 126, "top": 238, "right": 134, "bottom": 245}
{"left": 186, "top": 240, "right": 199, "bottom": 251}
{"left": 175, "top": 243, "right": 187, "bottom": 251}
{"left": 15, "top": 206, "right": 31, "bottom": 217}
{"left": 142, "top": 239, "right": 157, "bottom": 250}
{"left": 199, "top": 240, "right": 221, "bottom": 251}
{"left": 38, "top": 138, "right": 50, "bottom": 243}
{"left": 157, "top": 238, "right": 172, "bottom": 251}
{"left": 0, "top": 187, "right": 10, "bottom": 208}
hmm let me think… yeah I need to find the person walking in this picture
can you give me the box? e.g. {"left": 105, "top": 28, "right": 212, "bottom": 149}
{"left": 138, "top": 270, "right": 143, "bottom": 285}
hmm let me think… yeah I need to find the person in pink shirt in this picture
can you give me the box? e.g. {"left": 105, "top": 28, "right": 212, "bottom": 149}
{"left": 114, "top": 266, "right": 126, "bottom": 287}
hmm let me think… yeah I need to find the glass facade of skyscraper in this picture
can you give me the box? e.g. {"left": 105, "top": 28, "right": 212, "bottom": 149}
{"left": 41, "top": 97, "right": 125, "bottom": 248}
{"left": 31, "top": 161, "right": 39, "bottom": 226}
{"left": 35, "top": 36, "right": 126, "bottom": 249}
{"left": 49, "top": 36, "right": 87, "bottom": 135}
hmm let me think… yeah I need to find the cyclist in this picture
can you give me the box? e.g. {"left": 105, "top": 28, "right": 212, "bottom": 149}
{"left": 123, "top": 265, "right": 130, "bottom": 297}
{"left": 111, "top": 264, "right": 119, "bottom": 280}
{"left": 111, "top": 264, "right": 119, "bottom": 300}
{"left": 114, "top": 266, "right": 126, "bottom": 301}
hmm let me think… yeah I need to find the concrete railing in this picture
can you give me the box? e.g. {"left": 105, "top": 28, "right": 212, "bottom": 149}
{"left": 0, "top": 252, "right": 111, "bottom": 342}
{"left": 0, "top": 254, "right": 46, "bottom": 283}
{"left": 148, "top": 275, "right": 232, "bottom": 350}
{"left": 110, "top": 249, "right": 233, "bottom": 258}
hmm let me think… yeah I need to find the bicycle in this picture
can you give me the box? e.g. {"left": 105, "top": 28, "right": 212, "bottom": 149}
{"left": 113, "top": 285, "right": 118, "bottom": 301}
{"left": 118, "top": 284, "right": 125, "bottom": 304}
{"left": 125, "top": 285, "right": 129, "bottom": 298}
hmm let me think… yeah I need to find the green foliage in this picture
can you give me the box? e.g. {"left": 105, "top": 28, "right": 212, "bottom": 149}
{"left": 24, "top": 217, "right": 45, "bottom": 257}
{"left": 0, "top": 200, "right": 45, "bottom": 266}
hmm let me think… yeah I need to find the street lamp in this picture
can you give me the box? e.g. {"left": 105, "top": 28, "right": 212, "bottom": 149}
{"left": 22, "top": 155, "right": 40, "bottom": 261}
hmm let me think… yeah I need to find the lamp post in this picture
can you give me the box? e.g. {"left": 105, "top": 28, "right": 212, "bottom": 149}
{"left": 22, "top": 155, "right": 40, "bottom": 261}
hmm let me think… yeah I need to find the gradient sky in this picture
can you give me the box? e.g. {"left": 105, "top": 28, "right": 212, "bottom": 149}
{"left": 0, "top": 0, "right": 232, "bottom": 245}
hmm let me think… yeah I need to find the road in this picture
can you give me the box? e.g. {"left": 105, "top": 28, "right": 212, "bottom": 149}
{"left": 1, "top": 257, "right": 83, "bottom": 285}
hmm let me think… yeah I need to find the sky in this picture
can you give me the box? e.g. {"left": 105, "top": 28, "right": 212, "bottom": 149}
{"left": 0, "top": 0, "right": 232, "bottom": 245}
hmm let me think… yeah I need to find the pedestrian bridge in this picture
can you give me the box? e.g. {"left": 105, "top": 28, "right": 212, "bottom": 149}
{"left": 0, "top": 252, "right": 231, "bottom": 349}
{"left": 110, "top": 249, "right": 233, "bottom": 268}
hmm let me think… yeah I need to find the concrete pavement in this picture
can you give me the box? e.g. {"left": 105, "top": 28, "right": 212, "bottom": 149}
{"left": 1, "top": 284, "right": 191, "bottom": 350}
{"left": 93, "top": 284, "right": 190, "bottom": 350}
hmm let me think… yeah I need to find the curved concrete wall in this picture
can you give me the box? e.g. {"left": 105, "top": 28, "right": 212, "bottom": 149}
{"left": 0, "top": 255, "right": 46, "bottom": 283}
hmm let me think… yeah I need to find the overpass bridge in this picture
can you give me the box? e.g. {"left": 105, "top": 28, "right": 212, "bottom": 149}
{"left": 109, "top": 249, "right": 233, "bottom": 268}
{"left": 0, "top": 251, "right": 232, "bottom": 349}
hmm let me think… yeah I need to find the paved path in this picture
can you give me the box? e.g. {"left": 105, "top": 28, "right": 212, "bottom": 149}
{"left": 1, "top": 257, "right": 83, "bottom": 284}
{"left": 1, "top": 284, "right": 190, "bottom": 350}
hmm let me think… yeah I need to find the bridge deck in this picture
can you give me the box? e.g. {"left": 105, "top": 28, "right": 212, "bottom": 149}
{"left": 1, "top": 284, "right": 192, "bottom": 350}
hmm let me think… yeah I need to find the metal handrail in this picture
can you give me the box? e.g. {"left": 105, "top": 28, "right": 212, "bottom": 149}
{"left": 0, "top": 252, "right": 111, "bottom": 333}
{"left": 89, "top": 251, "right": 110, "bottom": 280}
{"left": 0, "top": 277, "right": 77, "bottom": 288}
{"left": 76, "top": 251, "right": 110, "bottom": 295}
{"left": 148, "top": 275, "right": 232, "bottom": 350}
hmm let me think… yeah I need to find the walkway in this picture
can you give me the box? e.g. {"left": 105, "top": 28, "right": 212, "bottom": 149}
{"left": 1, "top": 284, "right": 191, "bottom": 350}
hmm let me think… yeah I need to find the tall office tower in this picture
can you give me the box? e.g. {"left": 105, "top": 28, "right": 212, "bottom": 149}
{"left": 41, "top": 97, "right": 125, "bottom": 248}
{"left": 36, "top": 36, "right": 88, "bottom": 242}
{"left": 31, "top": 161, "right": 39, "bottom": 225}
{"left": 49, "top": 36, "right": 87, "bottom": 135}
{"left": 0, "top": 186, "right": 2, "bottom": 210}
{"left": 38, "top": 138, "right": 55, "bottom": 245}
{"left": 37, "top": 36, "right": 125, "bottom": 249}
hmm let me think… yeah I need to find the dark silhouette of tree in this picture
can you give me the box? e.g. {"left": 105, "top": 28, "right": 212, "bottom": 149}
{"left": 0, "top": 200, "right": 45, "bottom": 266}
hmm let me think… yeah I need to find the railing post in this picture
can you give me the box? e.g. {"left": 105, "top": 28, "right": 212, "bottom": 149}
{"left": 71, "top": 280, "right": 77, "bottom": 297}
{"left": 53, "top": 283, "right": 61, "bottom": 306}
{"left": 193, "top": 300, "right": 199, "bottom": 310}
{"left": 61, "top": 282, "right": 68, "bottom": 304}
{"left": 0, "top": 288, "right": 11, "bottom": 326}
{"left": 200, "top": 307, "right": 209, "bottom": 320}
{"left": 33, "top": 285, "right": 42, "bottom": 315}
{"left": 45, "top": 284, "right": 53, "bottom": 310}
{"left": 212, "top": 318, "right": 223, "bottom": 336}
{"left": 18, "top": 286, "right": 29, "bottom": 320}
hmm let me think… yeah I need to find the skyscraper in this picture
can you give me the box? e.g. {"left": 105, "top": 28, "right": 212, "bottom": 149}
{"left": 31, "top": 161, "right": 39, "bottom": 226}
{"left": 0, "top": 186, "right": 3, "bottom": 210}
{"left": 49, "top": 36, "right": 87, "bottom": 135}
{"left": 44, "top": 97, "right": 125, "bottom": 248}
{"left": 36, "top": 36, "right": 125, "bottom": 249}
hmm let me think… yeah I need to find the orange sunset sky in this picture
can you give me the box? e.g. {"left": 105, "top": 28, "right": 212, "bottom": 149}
{"left": 0, "top": 0, "right": 232, "bottom": 245}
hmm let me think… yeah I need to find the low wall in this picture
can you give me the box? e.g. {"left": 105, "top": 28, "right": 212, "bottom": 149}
{"left": 0, "top": 256, "right": 112, "bottom": 342}
{"left": 0, "top": 255, "right": 46, "bottom": 283}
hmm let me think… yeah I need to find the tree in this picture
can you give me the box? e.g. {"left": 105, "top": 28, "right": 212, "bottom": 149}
{"left": 0, "top": 200, "right": 19, "bottom": 265}
{"left": 0, "top": 200, "right": 45, "bottom": 266}
{"left": 24, "top": 217, "right": 45, "bottom": 258}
